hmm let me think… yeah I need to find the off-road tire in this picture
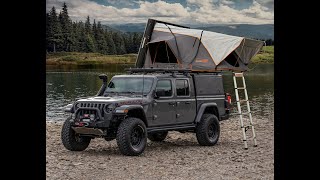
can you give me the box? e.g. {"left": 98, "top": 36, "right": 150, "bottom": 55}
{"left": 196, "top": 114, "right": 220, "bottom": 146}
{"left": 116, "top": 117, "right": 147, "bottom": 156}
{"left": 61, "top": 117, "right": 91, "bottom": 151}
{"left": 148, "top": 131, "right": 168, "bottom": 142}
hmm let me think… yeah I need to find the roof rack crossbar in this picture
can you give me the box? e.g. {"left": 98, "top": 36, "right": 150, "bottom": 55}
{"left": 125, "top": 68, "right": 192, "bottom": 73}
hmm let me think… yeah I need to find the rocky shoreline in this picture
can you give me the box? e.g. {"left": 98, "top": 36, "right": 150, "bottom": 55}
{"left": 46, "top": 115, "right": 273, "bottom": 179}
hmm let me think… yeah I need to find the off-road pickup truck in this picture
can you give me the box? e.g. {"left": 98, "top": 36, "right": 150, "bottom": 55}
{"left": 61, "top": 68, "right": 231, "bottom": 156}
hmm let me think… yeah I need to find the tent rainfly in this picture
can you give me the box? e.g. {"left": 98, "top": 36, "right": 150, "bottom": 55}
{"left": 135, "top": 19, "right": 264, "bottom": 72}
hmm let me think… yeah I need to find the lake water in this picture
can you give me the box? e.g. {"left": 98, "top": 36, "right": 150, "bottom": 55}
{"left": 46, "top": 64, "right": 274, "bottom": 121}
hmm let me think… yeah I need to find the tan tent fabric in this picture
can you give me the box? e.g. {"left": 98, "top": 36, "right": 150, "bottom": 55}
{"left": 142, "top": 22, "right": 264, "bottom": 72}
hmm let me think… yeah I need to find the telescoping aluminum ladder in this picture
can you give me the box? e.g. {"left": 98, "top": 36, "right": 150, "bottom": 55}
{"left": 232, "top": 72, "right": 257, "bottom": 149}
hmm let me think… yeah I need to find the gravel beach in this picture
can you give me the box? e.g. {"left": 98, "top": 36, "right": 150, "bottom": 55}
{"left": 46, "top": 113, "right": 273, "bottom": 180}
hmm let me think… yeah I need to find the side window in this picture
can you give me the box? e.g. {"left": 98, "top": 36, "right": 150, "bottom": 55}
{"left": 176, "top": 79, "right": 189, "bottom": 96}
{"left": 156, "top": 80, "right": 172, "bottom": 97}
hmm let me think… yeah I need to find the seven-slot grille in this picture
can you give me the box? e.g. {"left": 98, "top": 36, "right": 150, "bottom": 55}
{"left": 75, "top": 102, "right": 110, "bottom": 117}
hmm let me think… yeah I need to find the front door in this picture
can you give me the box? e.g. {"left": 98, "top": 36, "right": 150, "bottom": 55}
{"left": 175, "top": 79, "right": 196, "bottom": 124}
{"left": 151, "top": 79, "right": 176, "bottom": 126}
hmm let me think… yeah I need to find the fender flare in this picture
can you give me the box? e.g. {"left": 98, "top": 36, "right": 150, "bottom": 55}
{"left": 194, "top": 103, "right": 219, "bottom": 123}
{"left": 114, "top": 105, "right": 148, "bottom": 125}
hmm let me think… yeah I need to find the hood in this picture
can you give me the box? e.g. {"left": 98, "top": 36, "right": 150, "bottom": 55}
{"left": 76, "top": 96, "right": 144, "bottom": 106}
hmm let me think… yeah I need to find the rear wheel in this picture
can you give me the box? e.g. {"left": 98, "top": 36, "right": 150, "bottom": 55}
{"left": 148, "top": 131, "right": 168, "bottom": 142}
{"left": 116, "top": 117, "right": 147, "bottom": 156}
{"left": 196, "top": 114, "right": 220, "bottom": 146}
{"left": 61, "top": 117, "right": 91, "bottom": 151}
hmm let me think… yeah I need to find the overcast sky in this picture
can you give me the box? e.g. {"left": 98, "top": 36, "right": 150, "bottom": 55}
{"left": 46, "top": 0, "right": 274, "bottom": 25}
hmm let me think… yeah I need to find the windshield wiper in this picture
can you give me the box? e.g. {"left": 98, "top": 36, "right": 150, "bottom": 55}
{"left": 104, "top": 91, "right": 118, "bottom": 96}
{"left": 121, "top": 91, "right": 136, "bottom": 95}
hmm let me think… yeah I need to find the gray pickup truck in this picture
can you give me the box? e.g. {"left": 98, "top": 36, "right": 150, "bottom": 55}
{"left": 61, "top": 68, "right": 231, "bottom": 156}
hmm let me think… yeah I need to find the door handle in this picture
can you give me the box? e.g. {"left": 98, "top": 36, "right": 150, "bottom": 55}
{"left": 185, "top": 101, "right": 190, "bottom": 104}
{"left": 168, "top": 102, "right": 175, "bottom": 105}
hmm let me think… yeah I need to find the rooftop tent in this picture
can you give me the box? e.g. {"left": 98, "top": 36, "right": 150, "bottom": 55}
{"left": 135, "top": 19, "right": 264, "bottom": 72}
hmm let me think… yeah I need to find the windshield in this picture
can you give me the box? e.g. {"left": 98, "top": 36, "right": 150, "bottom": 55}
{"left": 104, "top": 77, "right": 154, "bottom": 95}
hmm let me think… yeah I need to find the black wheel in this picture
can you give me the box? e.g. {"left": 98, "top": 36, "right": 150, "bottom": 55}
{"left": 196, "top": 114, "right": 220, "bottom": 146}
{"left": 61, "top": 117, "right": 91, "bottom": 151}
{"left": 148, "top": 131, "right": 168, "bottom": 142}
{"left": 116, "top": 117, "right": 147, "bottom": 156}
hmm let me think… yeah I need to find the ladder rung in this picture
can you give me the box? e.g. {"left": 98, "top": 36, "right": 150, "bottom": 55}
{"left": 237, "top": 100, "right": 248, "bottom": 103}
{"left": 236, "top": 87, "right": 245, "bottom": 90}
{"left": 234, "top": 73, "right": 244, "bottom": 77}
{"left": 241, "top": 125, "right": 252, "bottom": 128}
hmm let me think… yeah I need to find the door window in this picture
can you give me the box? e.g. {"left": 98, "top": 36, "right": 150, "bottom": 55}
{"left": 176, "top": 79, "right": 189, "bottom": 96}
{"left": 156, "top": 80, "right": 172, "bottom": 97}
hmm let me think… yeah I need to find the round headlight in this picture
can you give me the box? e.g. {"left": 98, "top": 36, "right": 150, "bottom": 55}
{"left": 106, "top": 104, "right": 116, "bottom": 113}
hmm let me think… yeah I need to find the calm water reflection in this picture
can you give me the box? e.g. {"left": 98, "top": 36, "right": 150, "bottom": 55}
{"left": 46, "top": 64, "right": 274, "bottom": 121}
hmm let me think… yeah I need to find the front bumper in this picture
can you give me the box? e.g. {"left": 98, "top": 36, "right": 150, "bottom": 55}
{"left": 71, "top": 106, "right": 113, "bottom": 128}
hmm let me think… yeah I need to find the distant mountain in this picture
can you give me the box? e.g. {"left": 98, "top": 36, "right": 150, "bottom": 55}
{"left": 198, "top": 24, "right": 274, "bottom": 40}
{"left": 107, "top": 23, "right": 274, "bottom": 40}
{"left": 108, "top": 23, "right": 146, "bottom": 33}
{"left": 101, "top": 25, "right": 122, "bottom": 33}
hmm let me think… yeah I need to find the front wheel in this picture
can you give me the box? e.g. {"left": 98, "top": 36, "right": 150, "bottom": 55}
{"left": 196, "top": 114, "right": 220, "bottom": 146}
{"left": 61, "top": 117, "right": 91, "bottom": 151}
{"left": 116, "top": 117, "right": 147, "bottom": 156}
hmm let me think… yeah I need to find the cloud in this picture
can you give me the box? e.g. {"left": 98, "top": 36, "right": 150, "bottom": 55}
{"left": 256, "top": 0, "right": 274, "bottom": 10}
{"left": 46, "top": 0, "right": 273, "bottom": 24}
{"left": 221, "top": 0, "right": 235, "bottom": 6}
{"left": 105, "top": 0, "right": 135, "bottom": 6}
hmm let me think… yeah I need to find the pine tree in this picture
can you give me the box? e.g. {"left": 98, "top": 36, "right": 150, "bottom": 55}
{"left": 132, "top": 32, "right": 143, "bottom": 53}
{"left": 113, "top": 32, "right": 127, "bottom": 54}
{"left": 59, "top": 2, "right": 73, "bottom": 51}
{"left": 77, "top": 21, "right": 87, "bottom": 52}
{"left": 92, "top": 19, "right": 97, "bottom": 37}
{"left": 46, "top": 13, "right": 50, "bottom": 52}
{"left": 95, "top": 22, "right": 108, "bottom": 54}
{"left": 85, "top": 34, "right": 96, "bottom": 52}
{"left": 124, "top": 33, "right": 134, "bottom": 53}
{"left": 92, "top": 19, "right": 99, "bottom": 52}
{"left": 70, "top": 22, "right": 79, "bottom": 51}
{"left": 47, "top": 6, "right": 63, "bottom": 52}
{"left": 105, "top": 30, "right": 116, "bottom": 54}
{"left": 85, "top": 16, "right": 92, "bottom": 34}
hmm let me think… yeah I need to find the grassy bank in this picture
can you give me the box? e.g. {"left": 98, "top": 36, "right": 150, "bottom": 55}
{"left": 46, "top": 46, "right": 273, "bottom": 65}
{"left": 46, "top": 52, "right": 137, "bottom": 65}
{"left": 251, "top": 46, "right": 274, "bottom": 64}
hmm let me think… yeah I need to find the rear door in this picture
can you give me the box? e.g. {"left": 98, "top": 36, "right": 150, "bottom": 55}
{"left": 175, "top": 78, "right": 196, "bottom": 124}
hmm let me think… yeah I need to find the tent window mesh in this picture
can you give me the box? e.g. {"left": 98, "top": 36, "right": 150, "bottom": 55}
{"left": 149, "top": 41, "right": 177, "bottom": 64}
{"left": 224, "top": 52, "right": 240, "bottom": 67}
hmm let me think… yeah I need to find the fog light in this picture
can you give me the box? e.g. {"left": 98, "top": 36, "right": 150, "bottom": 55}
{"left": 90, "top": 114, "right": 95, "bottom": 120}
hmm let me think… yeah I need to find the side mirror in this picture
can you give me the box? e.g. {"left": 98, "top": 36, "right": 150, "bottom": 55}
{"left": 155, "top": 89, "right": 166, "bottom": 98}
{"left": 153, "top": 90, "right": 158, "bottom": 99}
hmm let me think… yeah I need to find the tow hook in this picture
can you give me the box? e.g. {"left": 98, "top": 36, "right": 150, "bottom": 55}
{"left": 74, "top": 122, "right": 89, "bottom": 127}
